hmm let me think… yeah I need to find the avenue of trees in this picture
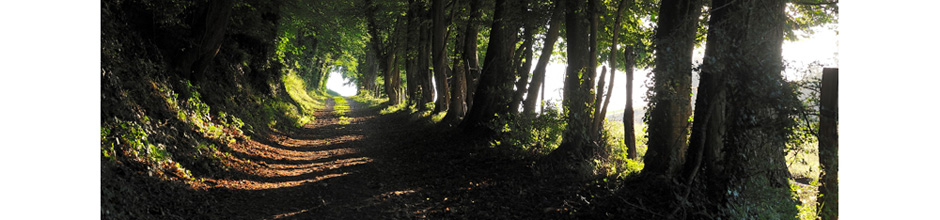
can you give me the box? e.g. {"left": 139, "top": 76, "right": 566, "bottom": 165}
{"left": 100, "top": 0, "right": 837, "bottom": 218}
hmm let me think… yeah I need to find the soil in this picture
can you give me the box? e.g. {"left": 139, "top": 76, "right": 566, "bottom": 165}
{"left": 183, "top": 98, "right": 607, "bottom": 219}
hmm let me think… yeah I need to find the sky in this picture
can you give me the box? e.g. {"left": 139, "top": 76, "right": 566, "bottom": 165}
{"left": 327, "top": 71, "right": 359, "bottom": 96}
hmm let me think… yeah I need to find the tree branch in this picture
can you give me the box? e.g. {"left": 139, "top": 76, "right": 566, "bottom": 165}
{"left": 790, "top": 0, "right": 838, "bottom": 6}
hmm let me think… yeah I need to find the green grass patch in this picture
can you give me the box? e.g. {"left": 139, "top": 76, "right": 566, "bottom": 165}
{"left": 597, "top": 119, "right": 647, "bottom": 179}
{"left": 332, "top": 96, "right": 350, "bottom": 116}
{"left": 350, "top": 92, "right": 388, "bottom": 109}
{"left": 380, "top": 102, "right": 406, "bottom": 115}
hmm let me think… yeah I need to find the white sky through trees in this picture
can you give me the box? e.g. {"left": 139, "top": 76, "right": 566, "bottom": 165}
{"left": 328, "top": 25, "right": 838, "bottom": 117}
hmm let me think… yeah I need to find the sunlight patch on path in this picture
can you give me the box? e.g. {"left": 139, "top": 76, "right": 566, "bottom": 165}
{"left": 208, "top": 172, "right": 350, "bottom": 191}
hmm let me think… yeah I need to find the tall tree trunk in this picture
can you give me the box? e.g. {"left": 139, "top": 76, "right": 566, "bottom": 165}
{"left": 623, "top": 46, "right": 637, "bottom": 160}
{"left": 593, "top": 0, "right": 628, "bottom": 137}
{"left": 444, "top": 0, "right": 470, "bottom": 124}
{"left": 463, "top": 0, "right": 482, "bottom": 112}
{"left": 643, "top": 0, "right": 702, "bottom": 178}
{"left": 679, "top": 0, "right": 795, "bottom": 217}
{"left": 385, "top": 52, "right": 401, "bottom": 104}
{"left": 545, "top": 0, "right": 599, "bottom": 166}
{"left": 418, "top": 12, "right": 435, "bottom": 110}
{"left": 591, "top": 66, "right": 608, "bottom": 140}
{"left": 405, "top": 2, "right": 420, "bottom": 105}
{"left": 510, "top": 23, "right": 537, "bottom": 114}
{"left": 522, "top": 2, "right": 563, "bottom": 116}
{"left": 432, "top": 0, "right": 450, "bottom": 113}
{"left": 818, "top": 68, "right": 838, "bottom": 220}
{"left": 366, "top": 0, "right": 403, "bottom": 105}
{"left": 460, "top": 0, "right": 521, "bottom": 135}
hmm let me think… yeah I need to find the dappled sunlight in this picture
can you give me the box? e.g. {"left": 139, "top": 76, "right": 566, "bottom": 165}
{"left": 256, "top": 157, "right": 373, "bottom": 177}
{"left": 207, "top": 172, "right": 350, "bottom": 191}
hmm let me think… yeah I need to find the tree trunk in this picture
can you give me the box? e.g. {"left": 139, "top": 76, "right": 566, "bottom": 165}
{"left": 510, "top": 23, "right": 537, "bottom": 114}
{"left": 522, "top": 2, "right": 563, "bottom": 116}
{"left": 444, "top": 0, "right": 470, "bottom": 124}
{"left": 460, "top": 0, "right": 521, "bottom": 135}
{"left": 545, "top": 0, "right": 599, "bottom": 165}
{"left": 178, "top": 0, "right": 235, "bottom": 81}
{"left": 417, "top": 12, "right": 435, "bottom": 110}
{"left": 366, "top": 0, "right": 403, "bottom": 105}
{"left": 818, "top": 68, "right": 838, "bottom": 220}
{"left": 623, "top": 46, "right": 637, "bottom": 160}
{"left": 432, "top": 0, "right": 450, "bottom": 113}
{"left": 643, "top": 0, "right": 702, "bottom": 178}
{"left": 679, "top": 0, "right": 795, "bottom": 217}
{"left": 464, "top": 0, "right": 482, "bottom": 112}
{"left": 593, "top": 0, "right": 627, "bottom": 137}
{"left": 385, "top": 52, "right": 401, "bottom": 104}
{"left": 591, "top": 66, "right": 608, "bottom": 140}
{"left": 405, "top": 2, "right": 420, "bottom": 105}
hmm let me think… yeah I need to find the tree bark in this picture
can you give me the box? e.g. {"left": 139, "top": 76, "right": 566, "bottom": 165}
{"left": 591, "top": 66, "right": 608, "bottom": 139}
{"left": 679, "top": 0, "right": 794, "bottom": 217}
{"left": 593, "top": 0, "right": 628, "bottom": 137}
{"left": 463, "top": 0, "right": 483, "bottom": 112}
{"left": 643, "top": 0, "right": 702, "bottom": 178}
{"left": 818, "top": 68, "right": 838, "bottom": 220}
{"left": 510, "top": 22, "right": 537, "bottom": 114}
{"left": 522, "top": 1, "right": 563, "bottom": 116}
{"left": 432, "top": 0, "right": 450, "bottom": 113}
{"left": 545, "top": 0, "right": 599, "bottom": 165}
{"left": 460, "top": 0, "right": 521, "bottom": 135}
{"left": 623, "top": 46, "right": 637, "bottom": 160}
{"left": 366, "top": 3, "right": 402, "bottom": 104}
{"left": 417, "top": 11, "right": 435, "bottom": 110}
{"left": 405, "top": 1, "right": 420, "bottom": 105}
{"left": 444, "top": 0, "right": 470, "bottom": 124}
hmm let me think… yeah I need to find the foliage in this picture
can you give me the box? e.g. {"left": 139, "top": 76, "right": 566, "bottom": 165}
{"left": 489, "top": 104, "right": 567, "bottom": 156}
{"left": 597, "top": 120, "right": 647, "bottom": 179}
{"left": 351, "top": 91, "right": 389, "bottom": 109}
{"left": 784, "top": 1, "right": 839, "bottom": 41}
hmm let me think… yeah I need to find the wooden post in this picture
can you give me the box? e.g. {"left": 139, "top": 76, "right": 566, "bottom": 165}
{"left": 818, "top": 68, "right": 838, "bottom": 220}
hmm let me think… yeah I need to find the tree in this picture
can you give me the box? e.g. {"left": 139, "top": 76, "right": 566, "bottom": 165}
{"left": 432, "top": 0, "right": 451, "bottom": 113}
{"left": 590, "top": 0, "right": 628, "bottom": 138}
{"left": 509, "top": 15, "right": 537, "bottom": 115}
{"left": 462, "top": 0, "right": 483, "bottom": 112}
{"left": 545, "top": 0, "right": 600, "bottom": 166}
{"left": 678, "top": 0, "right": 799, "bottom": 217}
{"left": 365, "top": 0, "right": 405, "bottom": 105}
{"left": 622, "top": 46, "right": 638, "bottom": 160}
{"left": 521, "top": 1, "right": 563, "bottom": 116}
{"left": 443, "top": 0, "right": 470, "bottom": 124}
{"left": 643, "top": 0, "right": 702, "bottom": 178}
{"left": 460, "top": 0, "right": 522, "bottom": 135}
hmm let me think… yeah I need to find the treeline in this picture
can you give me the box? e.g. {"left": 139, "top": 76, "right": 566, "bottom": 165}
{"left": 101, "top": 0, "right": 836, "bottom": 218}
{"left": 351, "top": 0, "right": 836, "bottom": 218}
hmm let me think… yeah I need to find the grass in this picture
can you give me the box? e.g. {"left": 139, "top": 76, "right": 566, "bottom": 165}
{"left": 786, "top": 141, "right": 822, "bottom": 220}
{"left": 282, "top": 69, "right": 326, "bottom": 127}
{"left": 597, "top": 119, "right": 647, "bottom": 179}
{"left": 350, "top": 92, "right": 388, "bottom": 109}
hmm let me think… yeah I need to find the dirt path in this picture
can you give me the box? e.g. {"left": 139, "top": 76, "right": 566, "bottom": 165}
{"left": 200, "top": 97, "right": 595, "bottom": 219}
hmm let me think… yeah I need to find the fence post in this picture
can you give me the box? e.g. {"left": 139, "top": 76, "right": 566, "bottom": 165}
{"left": 818, "top": 67, "right": 838, "bottom": 220}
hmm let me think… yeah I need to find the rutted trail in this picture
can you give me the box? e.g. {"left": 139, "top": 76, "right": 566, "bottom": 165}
{"left": 204, "top": 97, "right": 424, "bottom": 219}
{"left": 197, "top": 97, "right": 592, "bottom": 219}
